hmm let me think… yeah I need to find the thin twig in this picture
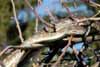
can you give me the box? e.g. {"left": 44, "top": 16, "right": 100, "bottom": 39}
{"left": 60, "top": 0, "right": 75, "bottom": 19}
{"left": 45, "top": 7, "right": 58, "bottom": 22}
{"left": 0, "top": 46, "right": 11, "bottom": 57}
{"left": 72, "top": 45, "right": 89, "bottom": 67}
{"left": 92, "top": 10, "right": 100, "bottom": 18}
{"left": 11, "top": 0, "right": 24, "bottom": 43}
{"left": 25, "top": 0, "right": 54, "bottom": 28}
{"left": 35, "top": 18, "right": 39, "bottom": 32}
{"left": 73, "top": 0, "right": 78, "bottom": 8}
{"left": 52, "top": 35, "right": 73, "bottom": 67}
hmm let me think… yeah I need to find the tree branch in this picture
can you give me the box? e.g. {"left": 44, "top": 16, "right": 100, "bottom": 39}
{"left": 52, "top": 35, "right": 73, "bottom": 67}
{"left": 24, "top": 0, "right": 54, "bottom": 29}
{"left": 11, "top": 0, "right": 24, "bottom": 43}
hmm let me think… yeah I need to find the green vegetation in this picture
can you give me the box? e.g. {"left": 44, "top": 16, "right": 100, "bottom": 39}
{"left": 0, "top": 0, "right": 36, "bottom": 46}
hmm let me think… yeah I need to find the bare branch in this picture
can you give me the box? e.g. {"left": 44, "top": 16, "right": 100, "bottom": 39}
{"left": 24, "top": 0, "right": 54, "bottom": 29}
{"left": 35, "top": 18, "right": 39, "bottom": 32}
{"left": 0, "top": 46, "right": 11, "bottom": 57}
{"left": 45, "top": 7, "right": 58, "bottom": 22}
{"left": 52, "top": 35, "right": 73, "bottom": 67}
{"left": 73, "top": 0, "right": 78, "bottom": 8}
{"left": 92, "top": 11, "right": 100, "bottom": 18}
{"left": 3, "top": 50, "right": 25, "bottom": 67}
{"left": 60, "top": 0, "right": 75, "bottom": 20}
{"left": 90, "top": 1, "right": 100, "bottom": 7}
{"left": 11, "top": 0, "right": 24, "bottom": 43}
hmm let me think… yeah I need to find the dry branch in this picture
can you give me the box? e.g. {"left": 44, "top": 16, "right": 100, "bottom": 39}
{"left": 25, "top": 0, "right": 54, "bottom": 29}
{"left": 2, "top": 0, "right": 25, "bottom": 67}
{"left": 3, "top": 50, "right": 25, "bottom": 67}
{"left": 52, "top": 35, "right": 73, "bottom": 67}
{"left": 90, "top": 1, "right": 100, "bottom": 7}
{"left": 45, "top": 7, "right": 58, "bottom": 22}
{"left": 35, "top": 18, "right": 39, "bottom": 32}
{"left": 11, "top": 0, "right": 24, "bottom": 43}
